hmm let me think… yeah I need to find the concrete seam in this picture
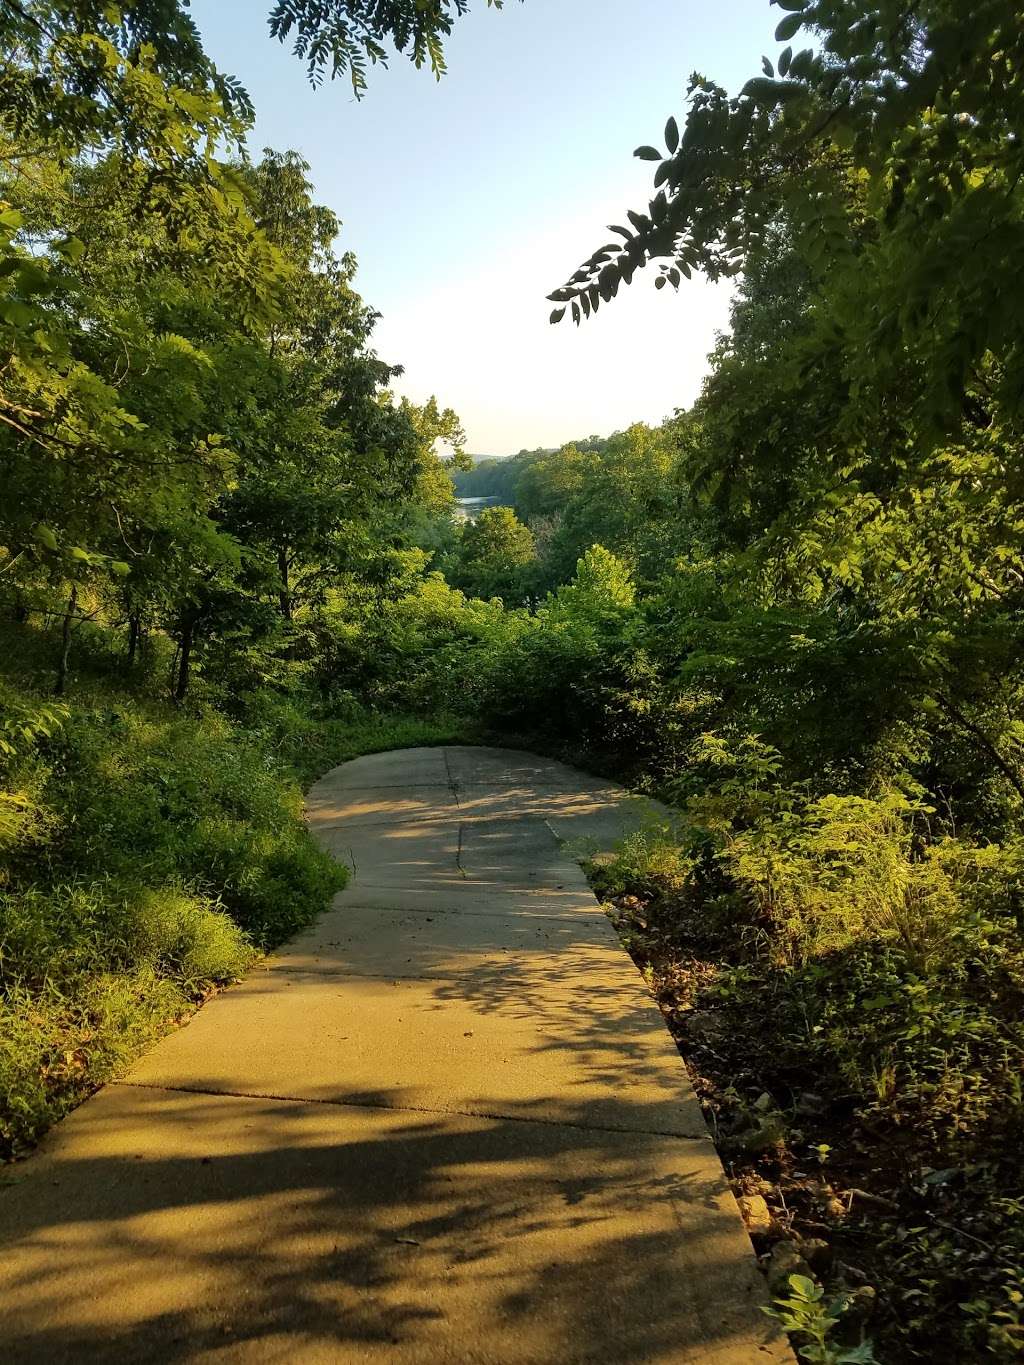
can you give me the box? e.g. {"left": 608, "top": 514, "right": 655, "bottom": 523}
{"left": 309, "top": 817, "right": 460, "bottom": 832}
{"left": 298, "top": 903, "right": 609, "bottom": 924}
{"left": 455, "top": 823, "right": 467, "bottom": 879}
{"left": 332, "top": 902, "right": 608, "bottom": 923}
{"left": 441, "top": 748, "right": 461, "bottom": 807}
{"left": 258, "top": 964, "right": 644, "bottom": 988}
{"left": 310, "top": 782, "right": 452, "bottom": 791}
{"left": 110, "top": 1079, "right": 711, "bottom": 1142}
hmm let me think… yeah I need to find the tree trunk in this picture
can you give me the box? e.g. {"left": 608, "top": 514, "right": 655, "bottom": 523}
{"left": 126, "top": 612, "right": 141, "bottom": 667}
{"left": 937, "top": 692, "right": 1024, "bottom": 805}
{"left": 175, "top": 615, "right": 195, "bottom": 703}
{"left": 278, "top": 547, "right": 293, "bottom": 621}
{"left": 55, "top": 584, "right": 77, "bottom": 696}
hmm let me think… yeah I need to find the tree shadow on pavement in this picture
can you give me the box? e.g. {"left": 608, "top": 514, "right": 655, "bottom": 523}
{"left": 0, "top": 1082, "right": 783, "bottom": 1363}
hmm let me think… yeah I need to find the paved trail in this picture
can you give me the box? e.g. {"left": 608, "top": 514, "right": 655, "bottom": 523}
{"left": 0, "top": 746, "right": 786, "bottom": 1363}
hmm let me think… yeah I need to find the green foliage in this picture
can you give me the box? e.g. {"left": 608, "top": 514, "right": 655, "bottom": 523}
{"left": 554, "top": 2, "right": 1024, "bottom": 425}
{"left": 268, "top": 0, "right": 514, "bottom": 94}
{"left": 2, "top": 882, "right": 254, "bottom": 999}
{"left": 0, "top": 0, "right": 502, "bottom": 123}
{"left": 595, "top": 791, "right": 1024, "bottom": 1360}
{"left": 2, "top": 9, "right": 1023, "bottom": 1358}
{"left": 0, "top": 2, "right": 252, "bottom": 150}
{"left": 0, "top": 971, "right": 185, "bottom": 1159}
{"left": 592, "top": 819, "right": 694, "bottom": 901}
{"left": 884, "top": 1194, "right": 1024, "bottom": 1359}
{"left": 451, "top": 427, "right": 695, "bottom": 593}
{"left": 633, "top": 732, "right": 1024, "bottom": 1143}
{"left": 0, "top": 646, "right": 346, "bottom": 1157}
{"left": 318, "top": 543, "right": 651, "bottom": 757}
{"left": 239, "top": 686, "right": 480, "bottom": 788}
{"left": 765, "top": 1275, "right": 876, "bottom": 1365}
{"left": 30, "top": 690, "right": 344, "bottom": 943}
{"left": 451, "top": 435, "right": 610, "bottom": 503}
{"left": 514, "top": 426, "right": 693, "bottom": 588}
{"left": 444, "top": 504, "right": 537, "bottom": 603}
{"left": 0, "top": 873, "right": 256, "bottom": 1159}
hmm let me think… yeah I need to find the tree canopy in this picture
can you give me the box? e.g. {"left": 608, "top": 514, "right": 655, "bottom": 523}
{"left": 550, "top": 0, "right": 1024, "bottom": 432}
{"left": 268, "top": 0, "right": 512, "bottom": 92}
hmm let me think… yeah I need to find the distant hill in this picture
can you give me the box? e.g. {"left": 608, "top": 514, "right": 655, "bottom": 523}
{"left": 453, "top": 447, "right": 556, "bottom": 500}
{"left": 452, "top": 439, "right": 606, "bottom": 501}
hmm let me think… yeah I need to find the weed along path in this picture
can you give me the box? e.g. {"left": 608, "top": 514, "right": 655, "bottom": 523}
{"left": 0, "top": 746, "right": 787, "bottom": 1363}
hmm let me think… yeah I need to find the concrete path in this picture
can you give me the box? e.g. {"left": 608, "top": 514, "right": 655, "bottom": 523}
{"left": 0, "top": 746, "right": 786, "bottom": 1364}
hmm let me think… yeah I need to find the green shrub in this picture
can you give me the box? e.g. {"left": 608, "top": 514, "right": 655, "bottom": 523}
{"left": 0, "top": 971, "right": 188, "bottom": 1159}
{"left": 596, "top": 730, "right": 1024, "bottom": 1152}
{"left": 24, "top": 702, "right": 346, "bottom": 946}
{"left": 180, "top": 815, "right": 341, "bottom": 944}
{"left": 2, "top": 880, "right": 252, "bottom": 990}
{"left": 237, "top": 685, "right": 481, "bottom": 788}
{"left": 0, "top": 877, "right": 257, "bottom": 1156}
{"left": 0, "top": 663, "right": 351, "bottom": 1158}
{"left": 590, "top": 819, "right": 695, "bottom": 899}
{"left": 131, "top": 886, "right": 256, "bottom": 992}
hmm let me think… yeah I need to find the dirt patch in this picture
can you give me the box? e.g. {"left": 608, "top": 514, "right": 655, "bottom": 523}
{"left": 594, "top": 885, "right": 1024, "bottom": 1364}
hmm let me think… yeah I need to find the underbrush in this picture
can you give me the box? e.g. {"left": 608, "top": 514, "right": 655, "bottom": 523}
{"left": 0, "top": 614, "right": 490, "bottom": 1158}
{"left": 0, "top": 626, "right": 357, "bottom": 1159}
{"left": 234, "top": 687, "right": 482, "bottom": 788}
{"left": 588, "top": 740, "right": 1024, "bottom": 1362}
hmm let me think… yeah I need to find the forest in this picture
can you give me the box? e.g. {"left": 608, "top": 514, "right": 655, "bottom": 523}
{"left": 1, "top": 2, "right": 1023, "bottom": 1362}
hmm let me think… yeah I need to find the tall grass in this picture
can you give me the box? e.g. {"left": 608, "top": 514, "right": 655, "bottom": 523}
{"left": 0, "top": 626, "right": 360, "bottom": 1157}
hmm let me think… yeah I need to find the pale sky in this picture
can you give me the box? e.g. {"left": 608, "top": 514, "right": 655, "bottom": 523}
{"left": 190, "top": 0, "right": 778, "bottom": 454}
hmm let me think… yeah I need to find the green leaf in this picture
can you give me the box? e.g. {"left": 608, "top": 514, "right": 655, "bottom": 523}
{"left": 740, "top": 76, "right": 802, "bottom": 106}
{"left": 762, "top": 56, "right": 774, "bottom": 78}
{"left": 775, "top": 12, "right": 804, "bottom": 42}
{"left": 0, "top": 299, "right": 34, "bottom": 327}
{"left": 34, "top": 524, "right": 58, "bottom": 551}
{"left": 787, "top": 1274, "right": 820, "bottom": 1300}
{"left": 634, "top": 145, "right": 663, "bottom": 161}
{"left": 838, "top": 1343, "right": 878, "bottom": 1364}
{"left": 664, "top": 116, "right": 679, "bottom": 153}
{"left": 55, "top": 235, "right": 85, "bottom": 264}
{"left": 787, "top": 47, "right": 815, "bottom": 79}
{"left": 111, "top": 560, "right": 131, "bottom": 577}
{"left": 549, "top": 306, "right": 566, "bottom": 324}
{"left": 15, "top": 262, "right": 52, "bottom": 296}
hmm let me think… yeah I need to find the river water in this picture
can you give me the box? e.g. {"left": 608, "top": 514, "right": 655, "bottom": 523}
{"left": 454, "top": 496, "right": 502, "bottom": 523}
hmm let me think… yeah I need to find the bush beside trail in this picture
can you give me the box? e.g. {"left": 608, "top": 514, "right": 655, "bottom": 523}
{"left": 0, "top": 622, "right": 480, "bottom": 1159}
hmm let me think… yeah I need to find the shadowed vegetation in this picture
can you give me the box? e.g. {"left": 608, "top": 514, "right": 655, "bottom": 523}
{"left": 2, "top": 1, "right": 1023, "bottom": 1360}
